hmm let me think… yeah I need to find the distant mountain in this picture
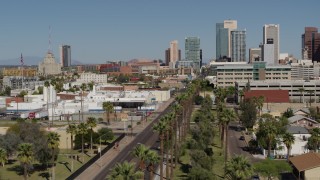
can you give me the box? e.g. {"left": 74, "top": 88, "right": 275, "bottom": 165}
{"left": 0, "top": 56, "right": 43, "bottom": 66}
{"left": 0, "top": 56, "right": 83, "bottom": 66}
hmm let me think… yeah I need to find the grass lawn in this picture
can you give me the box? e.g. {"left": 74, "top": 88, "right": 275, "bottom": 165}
{"left": 0, "top": 149, "right": 97, "bottom": 180}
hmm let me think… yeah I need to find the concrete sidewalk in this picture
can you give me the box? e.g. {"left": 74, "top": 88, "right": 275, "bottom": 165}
{"left": 74, "top": 98, "right": 174, "bottom": 180}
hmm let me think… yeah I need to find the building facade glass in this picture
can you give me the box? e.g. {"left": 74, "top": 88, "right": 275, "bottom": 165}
{"left": 231, "top": 30, "right": 246, "bottom": 62}
{"left": 185, "top": 37, "right": 200, "bottom": 71}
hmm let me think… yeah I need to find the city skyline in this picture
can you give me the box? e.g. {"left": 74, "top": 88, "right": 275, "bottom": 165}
{"left": 0, "top": 0, "right": 319, "bottom": 64}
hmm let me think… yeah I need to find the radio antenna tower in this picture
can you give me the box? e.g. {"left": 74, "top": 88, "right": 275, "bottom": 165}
{"left": 48, "top": 26, "right": 52, "bottom": 53}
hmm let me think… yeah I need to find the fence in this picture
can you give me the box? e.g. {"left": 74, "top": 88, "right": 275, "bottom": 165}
{"left": 66, "top": 133, "right": 125, "bottom": 180}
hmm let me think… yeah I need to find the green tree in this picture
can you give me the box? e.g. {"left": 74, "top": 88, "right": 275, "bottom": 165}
{"left": 239, "top": 98, "right": 257, "bottom": 128}
{"left": 47, "top": 132, "right": 60, "bottom": 180}
{"left": 145, "top": 150, "right": 159, "bottom": 180}
{"left": 66, "top": 124, "right": 77, "bottom": 150}
{"left": 307, "top": 128, "right": 320, "bottom": 151}
{"left": 103, "top": 101, "right": 114, "bottom": 124}
{"left": 256, "top": 114, "right": 279, "bottom": 158}
{"left": 86, "top": 117, "right": 97, "bottom": 151}
{"left": 77, "top": 123, "right": 88, "bottom": 154}
{"left": 282, "top": 132, "right": 295, "bottom": 160}
{"left": 221, "top": 108, "right": 236, "bottom": 164}
{"left": 153, "top": 118, "right": 168, "bottom": 180}
{"left": 97, "top": 128, "right": 114, "bottom": 142}
{"left": 0, "top": 148, "right": 7, "bottom": 167}
{"left": 80, "top": 83, "right": 87, "bottom": 122}
{"left": 17, "top": 143, "right": 34, "bottom": 180}
{"left": 226, "top": 155, "right": 253, "bottom": 180}
{"left": 132, "top": 144, "right": 149, "bottom": 170}
{"left": 253, "top": 96, "right": 265, "bottom": 116}
{"left": 298, "top": 87, "right": 305, "bottom": 103}
{"left": 108, "top": 161, "right": 143, "bottom": 180}
{"left": 188, "top": 167, "right": 214, "bottom": 180}
{"left": 282, "top": 108, "right": 294, "bottom": 118}
{"left": 307, "top": 90, "right": 314, "bottom": 107}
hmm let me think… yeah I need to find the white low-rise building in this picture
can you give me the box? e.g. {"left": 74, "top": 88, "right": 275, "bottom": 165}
{"left": 77, "top": 72, "right": 108, "bottom": 83}
{"left": 276, "top": 126, "right": 310, "bottom": 157}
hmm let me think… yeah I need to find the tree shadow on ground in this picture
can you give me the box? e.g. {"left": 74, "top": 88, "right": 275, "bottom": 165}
{"left": 39, "top": 172, "right": 50, "bottom": 180}
{"left": 7, "top": 165, "right": 24, "bottom": 176}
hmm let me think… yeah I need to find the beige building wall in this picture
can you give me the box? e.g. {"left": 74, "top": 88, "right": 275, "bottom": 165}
{"left": 224, "top": 20, "right": 237, "bottom": 57}
{"left": 304, "top": 166, "right": 320, "bottom": 180}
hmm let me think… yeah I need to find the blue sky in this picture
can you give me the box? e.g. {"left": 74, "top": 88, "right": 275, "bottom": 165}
{"left": 0, "top": 0, "right": 319, "bottom": 64}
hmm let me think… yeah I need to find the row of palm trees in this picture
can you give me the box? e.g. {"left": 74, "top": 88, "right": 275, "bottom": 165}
{"left": 66, "top": 117, "right": 97, "bottom": 154}
{"left": 107, "top": 79, "right": 199, "bottom": 179}
{"left": 0, "top": 131, "right": 61, "bottom": 180}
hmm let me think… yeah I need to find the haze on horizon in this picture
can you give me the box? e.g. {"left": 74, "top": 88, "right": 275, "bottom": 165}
{"left": 0, "top": 0, "right": 319, "bottom": 64}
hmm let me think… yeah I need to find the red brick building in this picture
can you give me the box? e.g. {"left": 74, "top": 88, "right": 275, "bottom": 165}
{"left": 244, "top": 90, "right": 289, "bottom": 103}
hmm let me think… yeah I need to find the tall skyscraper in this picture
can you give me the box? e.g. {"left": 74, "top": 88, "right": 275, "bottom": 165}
{"left": 263, "top": 24, "right": 279, "bottom": 64}
{"left": 216, "top": 20, "right": 237, "bottom": 59}
{"left": 165, "top": 40, "right": 181, "bottom": 68}
{"left": 59, "top": 45, "right": 71, "bottom": 67}
{"left": 185, "top": 37, "right": 201, "bottom": 71}
{"left": 302, "top": 27, "right": 320, "bottom": 62}
{"left": 231, "top": 30, "right": 246, "bottom": 62}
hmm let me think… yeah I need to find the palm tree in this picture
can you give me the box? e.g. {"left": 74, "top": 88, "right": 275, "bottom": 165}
{"left": 132, "top": 144, "right": 149, "bottom": 170}
{"left": 282, "top": 132, "right": 295, "bottom": 160}
{"left": 17, "top": 143, "right": 34, "bottom": 180}
{"left": 257, "top": 114, "right": 278, "bottom": 158}
{"left": 86, "top": 117, "right": 97, "bottom": 151}
{"left": 66, "top": 124, "right": 77, "bottom": 150}
{"left": 298, "top": 87, "right": 305, "bottom": 103}
{"left": 146, "top": 150, "right": 159, "bottom": 180}
{"left": 103, "top": 101, "right": 114, "bottom": 125}
{"left": 220, "top": 108, "right": 236, "bottom": 168}
{"left": 172, "top": 103, "right": 182, "bottom": 166}
{"left": 239, "top": 89, "right": 244, "bottom": 104}
{"left": 0, "top": 148, "right": 7, "bottom": 167}
{"left": 47, "top": 132, "right": 60, "bottom": 180}
{"left": 80, "top": 83, "right": 87, "bottom": 122}
{"left": 253, "top": 96, "right": 265, "bottom": 116}
{"left": 226, "top": 155, "right": 254, "bottom": 180}
{"left": 153, "top": 118, "right": 168, "bottom": 180}
{"left": 108, "top": 161, "right": 143, "bottom": 180}
{"left": 308, "top": 128, "right": 320, "bottom": 152}
{"left": 307, "top": 90, "right": 314, "bottom": 107}
{"left": 77, "top": 123, "right": 88, "bottom": 154}
{"left": 44, "top": 81, "right": 50, "bottom": 111}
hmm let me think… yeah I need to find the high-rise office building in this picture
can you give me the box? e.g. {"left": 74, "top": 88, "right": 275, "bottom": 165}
{"left": 216, "top": 20, "right": 237, "bottom": 59}
{"left": 231, "top": 30, "right": 246, "bottom": 62}
{"left": 59, "top": 45, "right": 71, "bottom": 67}
{"left": 263, "top": 24, "right": 279, "bottom": 64}
{"left": 165, "top": 40, "right": 181, "bottom": 68}
{"left": 302, "top": 27, "right": 320, "bottom": 62}
{"left": 185, "top": 37, "right": 201, "bottom": 71}
{"left": 249, "top": 48, "right": 262, "bottom": 63}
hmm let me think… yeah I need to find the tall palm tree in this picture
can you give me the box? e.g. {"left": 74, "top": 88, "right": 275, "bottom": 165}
{"left": 77, "top": 123, "right": 88, "bottom": 154}
{"left": 80, "top": 83, "right": 87, "bottom": 122}
{"left": 44, "top": 81, "right": 50, "bottom": 111}
{"left": 108, "top": 161, "right": 143, "bottom": 180}
{"left": 221, "top": 108, "right": 236, "bottom": 167}
{"left": 257, "top": 114, "right": 278, "bottom": 158}
{"left": 226, "top": 155, "right": 254, "bottom": 180}
{"left": 239, "top": 89, "right": 244, "bottom": 104}
{"left": 307, "top": 90, "right": 314, "bottom": 107}
{"left": 298, "top": 87, "right": 305, "bottom": 103}
{"left": 146, "top": 150, "right": 159, "bottom": 180}
{"left": 0, "top": 148, "right": 7, "bottom": 167}
{"left": 153, "top": 118, "right": 168, "bottom": 180}
{"left": 86, "top": 117, "right": 97, "bottom": 151}
{"left": 66, "top": 124, "right": 77, "bottom": 150}
{"left": 173, "top": 104, "right": 181, "bottom": 167}
{"left": 282, "top": 132, "right": 295, "bottom": 161}
{"left": 103, "top": 101, "right": 114, "bottom": 125}
{"left": 17, "top": 143, "right": 34, "bottom": 180}
{"left": 132, "top": 144, "right": 149, "bottom": 170}
{"left": 47, "top": 132, "right": 60, "bottom": 180}
{"left": 253, "top": 96, "right": 265, "bottom": 116}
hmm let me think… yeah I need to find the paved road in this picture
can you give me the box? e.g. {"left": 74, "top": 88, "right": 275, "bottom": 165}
{"left": 228, "top": 122, "right": 255, "bottom": 162}
{"left": 92, "top": 101, "right": 173, "bottom": 180}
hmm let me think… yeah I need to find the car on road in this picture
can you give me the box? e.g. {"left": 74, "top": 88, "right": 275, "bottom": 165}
{"left": 239, "top": 136, "right": 245, "bottom": 140}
